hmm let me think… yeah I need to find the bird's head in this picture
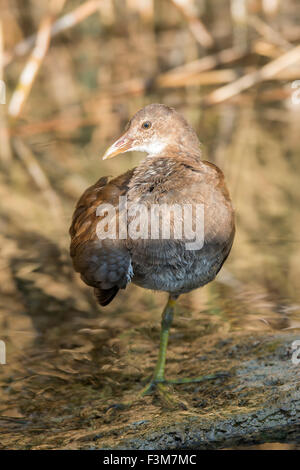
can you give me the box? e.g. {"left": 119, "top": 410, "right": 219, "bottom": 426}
{"left": 102, "top": 103, "right": 200, "bottom": 160}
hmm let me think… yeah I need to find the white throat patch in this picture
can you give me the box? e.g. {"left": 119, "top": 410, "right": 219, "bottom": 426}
{"left": 133, "top": 141, "right": 166, "bottom": 156}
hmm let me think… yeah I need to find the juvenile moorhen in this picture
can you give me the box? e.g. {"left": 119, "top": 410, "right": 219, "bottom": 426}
{"left": 70, "top": 104, "right": 235, "bottom": 397}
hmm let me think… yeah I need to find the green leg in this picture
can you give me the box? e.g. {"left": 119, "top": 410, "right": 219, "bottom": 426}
{"left": 140, "top": 295, "right": 228, "bottom": 398}
{"left": 106, "top": 295, "right": 230, "bottom": 410}
{"left": 140, "top": 295, "right": 176, "bottom": 395}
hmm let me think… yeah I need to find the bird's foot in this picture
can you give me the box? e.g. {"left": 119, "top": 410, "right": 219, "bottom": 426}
{"left": 138, "top": 371, "right": 229, "bottom": 408}
{"left": 105, "top": 380, "right": 183, "bottom": 411}
{"left": 163, "top": 371, "right": 230, "bottom": 385}
{"left": 141, "top": 370, "right": 229, "bottom": 390}
{"left": 139, "top": 380, "right": 187, "bottom": 408}
{"left": 105, "top": 371, "right": 229, "bottom": 412}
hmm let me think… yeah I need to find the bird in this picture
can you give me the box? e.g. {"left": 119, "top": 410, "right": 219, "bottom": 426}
{"left": 69, "top": 103, "right": 235, "bottom": 399}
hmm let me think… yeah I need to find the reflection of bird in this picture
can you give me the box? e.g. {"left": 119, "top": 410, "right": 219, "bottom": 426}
{"left": 70, "top": 104, "right": 235, "bottom": 398}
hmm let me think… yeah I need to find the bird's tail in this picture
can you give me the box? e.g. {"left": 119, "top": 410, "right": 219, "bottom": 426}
{"left": 94, "top": 286, "right": 119, "bottom": 306}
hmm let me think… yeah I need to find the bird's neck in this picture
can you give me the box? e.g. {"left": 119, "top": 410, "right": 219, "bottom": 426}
{"left": 128, "top": 147, "right": 202, "bottom": 196}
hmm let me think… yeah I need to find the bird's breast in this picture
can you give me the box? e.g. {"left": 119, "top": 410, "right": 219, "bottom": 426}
{"left": 125, "top": 189, "right": 234, "bottom": 294}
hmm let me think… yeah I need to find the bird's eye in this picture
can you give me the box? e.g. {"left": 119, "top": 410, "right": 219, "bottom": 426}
{"left": 142, "top": 121, "right": 152, "bottom": 130}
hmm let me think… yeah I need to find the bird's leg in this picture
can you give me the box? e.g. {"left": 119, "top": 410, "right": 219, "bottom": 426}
{"left": 141, "top": 295, "right": 176, "bottom": 396}
{"left": 106, "top": 296, "right": 176, "bottom": 411}
{"left": 106, "top": 295, "right": 229, "bottom": 411}
{"left": 141, "top": 295, "right": 229, "bottom": 396}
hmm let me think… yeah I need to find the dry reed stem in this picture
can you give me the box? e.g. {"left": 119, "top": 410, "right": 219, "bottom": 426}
{"left": 8, "top": 17, "right": 53, "bottom": 119}
{"left": 262, "top": 0, "right": 280, "bottom": 17}
{"left": 170, "top": 0, "right": 214, "bottom": 49}
{"left": 100, "top": 41, "right": 289, "bottom": 95}
{"left": 102, "top": 63, "right": 300, "bottom": 99}
{"left": 0, "top": 20, "right": 12, "bottom": 163}
{"left": 162, "top": 69, "right": 238, "bottom": 87}
{"left": 3, "top": 0, "right": 102, "bottom": 68}
{"left": 247, "top": 15, "right": 292, "bottom": 50}
{"left": 12, "top": 115, "right": 98, "bottom": 137}
{"left": 157, "top": 48, "right": 246, "bottom": 88}
{"left": 128, "top": 0, "right": 154, "bottom": 22}
{"left": 12, "top": 137, "right": 63, "bottom": 220}
{"left": 11, "top": 82, "right": 296, "bottom": 139}
{"left": 204, "top": 44, "right": 300, "bottom": 106}
{"left": 253, "top": 40, "right": 283, "bottom": 58}
{"left": 7, "top": 1, "right": 66, "bottom": 210}
{"left": 8, "top": 0, "right": 67, "bottom": 120}
{"left": 0, "top": 20, "right": 3, "bottom": 81}
{"left": 231, "top": 0, "right": 248, "bottom": 51}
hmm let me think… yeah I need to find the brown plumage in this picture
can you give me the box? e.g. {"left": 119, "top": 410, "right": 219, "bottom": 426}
{"left": 69, "top": 103, "right": 235, "bottom": 396}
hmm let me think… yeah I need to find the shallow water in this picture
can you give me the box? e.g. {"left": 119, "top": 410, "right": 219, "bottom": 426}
{"left": 1, "top": 0, "right": 300, "bottom": 449}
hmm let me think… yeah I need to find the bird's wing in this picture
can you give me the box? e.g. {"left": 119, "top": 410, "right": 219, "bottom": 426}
{"left": 69, "top": 169, "right": 135, "bottom": 305}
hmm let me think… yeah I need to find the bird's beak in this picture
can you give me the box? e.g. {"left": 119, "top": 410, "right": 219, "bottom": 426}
{"left": 102, "top": 133, "right": 134, "bottom": 160}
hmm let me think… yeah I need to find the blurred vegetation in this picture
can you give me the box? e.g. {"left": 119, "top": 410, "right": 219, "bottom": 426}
{"left": 0, "top": 0, "right": 300, "bottom": 449}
